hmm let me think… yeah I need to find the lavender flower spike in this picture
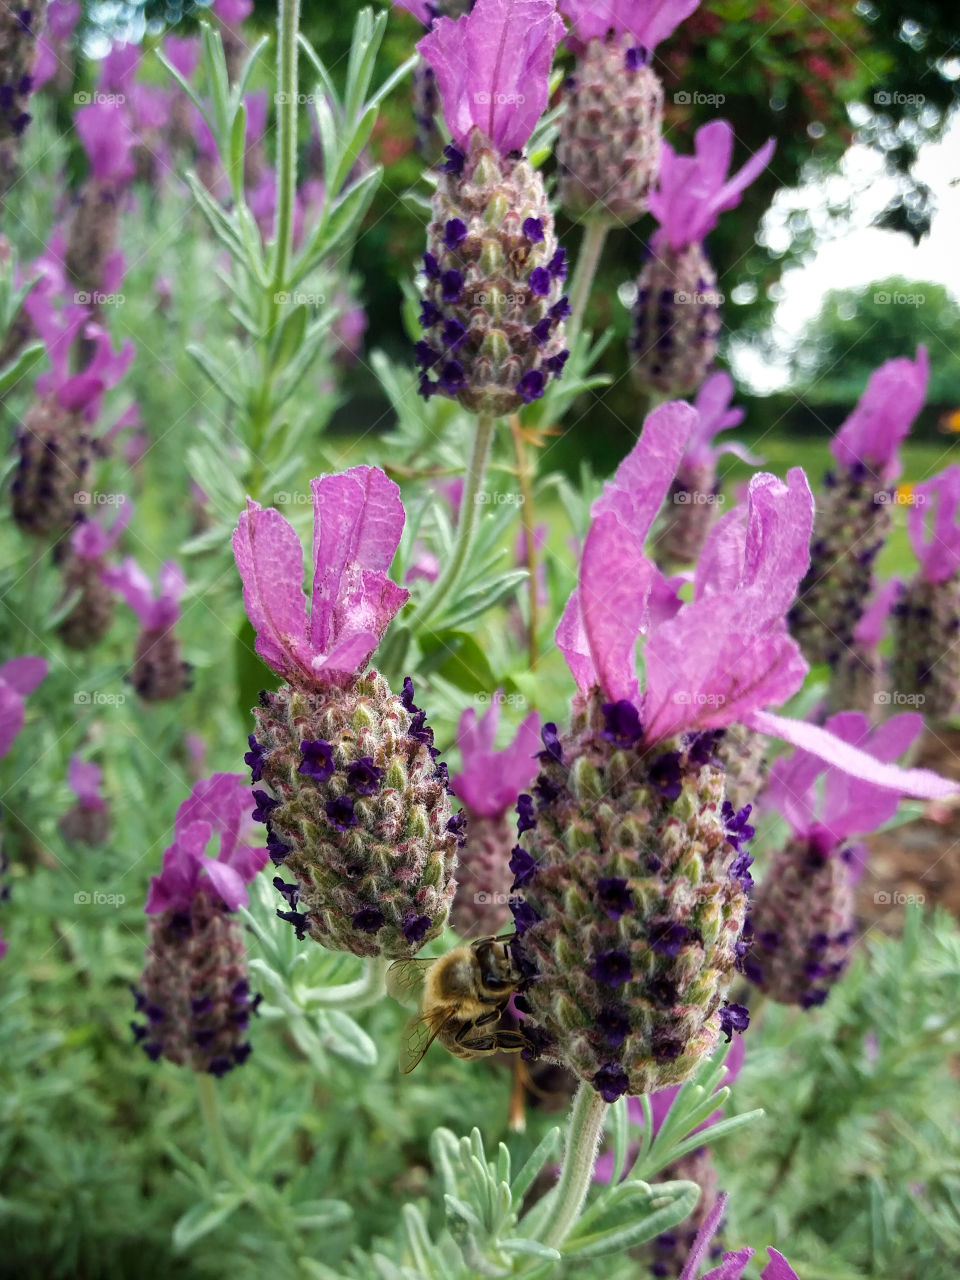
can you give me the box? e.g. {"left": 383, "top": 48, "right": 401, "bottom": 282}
{"left": 58, "top": 499, "right": 131, "bottom": 649}
{"left": 59, "top": 757, "right": 111, "bottom": 847}
{"left": 891, "top": 463, "right": 960, "bottom": 719}
{"left": 791, "top": 347, "right": 929, "bottom": 666}
{"left": 448, "top": 697, "right": 541, "bottom": 936}
{"left": 134, "top": 774, "right": 267, "bottom": 1076}
{"left": 748, "top": 711, "right": 923, "bottom": 1008}
{"left": 632, "top": 122, "right": 774, "bottom": 396}
{"left": 417, "top": 0, "right": 564, "bottom": 155}
{"left": 655, "top": 371, "right": 759, "bottom": 569}
{"left": 677, "top": 1192, "right": 801, "bottom": 1280}
{"left": 557, "top": 0, "right": 700, "bottom": 223}
{"left": 0, "top": 657, "right": 47, "bottom": 759}
{"left": 103, "top": 558, "right": 191, "bottom": 701}
{"left": 414, "top": 0, "right": 570, "bottom": 411}
{"left": 233, "top": 470, "right": 458, "bottom": 960}
{"left": 827, "top": 576, "right": 901, "bottom": 717}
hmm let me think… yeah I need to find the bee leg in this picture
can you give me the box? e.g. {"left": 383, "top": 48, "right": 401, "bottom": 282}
{"left": 491, "top": 1031, "right": 529, "bottom": 1052}
{"left": 472, "top": 1006, "right": 505, "bottom": 1029}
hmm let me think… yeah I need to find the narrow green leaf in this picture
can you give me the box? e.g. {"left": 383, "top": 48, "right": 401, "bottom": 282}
{"left": 172, "top": 1193, "right": 246, "bottom": 1250}
{"left": 511, "top": 1128, "right": 561, "bottom": 1203}
{"left": 0, "top": 341, "right": 43, "bottom": 397}
{"left": 562, "top": 1181, "right": 701, "bottom": 1260}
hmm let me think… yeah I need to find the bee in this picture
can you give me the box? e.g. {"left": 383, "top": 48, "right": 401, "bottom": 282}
{"left": 387, "top": 935, "right": 530, "bottom": 1073}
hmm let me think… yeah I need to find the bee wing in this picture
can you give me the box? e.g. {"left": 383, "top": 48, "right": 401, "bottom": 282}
{"left": 399, "top": 1011, "right": 453, "bottom": 1074}
{"left": 386, "top": 957, "right": 433, "bottom": 1009}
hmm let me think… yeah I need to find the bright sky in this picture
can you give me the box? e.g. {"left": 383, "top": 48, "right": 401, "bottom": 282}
{"left": 731, "top": 111, "right": 960, "bottom": 393}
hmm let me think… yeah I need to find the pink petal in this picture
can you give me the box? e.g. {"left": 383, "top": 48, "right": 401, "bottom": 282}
{"left": 556, "top": 587, "right": 597, "bottom": 696}
{"left": 0, "top": 683, "right": 25, "bottom": 759}
{"left": 560, "top": 0, "right": 699, "bottom": 51}
{"left": 747, "top": 710, "right": 957, "bottom": 799}
{"left": 700, "top": 1249, "right": 754, "bottom": 1280}
{"left": 596, "top": 400, "right": 697, "bottom": 535}
{"left": 830, "top": 347, "right": 929, "bottom": 482}
{"left": 68, "top": 757, "right": 104, "bottom": 807}
{"left": 233, "top": 500, "right": 314, "bottom": 684}
{"left": 102, "top": 557, "right": 157, "bottom": 627}
{"left": 0, "top": 656, "right": 48, "bottom": 696}
{"left": 761, "top": 1249, "right": 801, "bottom": 1280}
{"left": 418, "top": 0, "right": 565, "bottom": 152}
{"left": 679, "top": 1193, "right": 735, "bottom": 1280}
{"left": 578, "top": 511, "right": 652, "bottom": 704}
{"left": 394, "top": 0, "right": 433, "bottom": 22}
{"left": 203, "top": 858, "right": 250, "bottom": 911}
{"left": 452, "top": 706, "right": 541, "bottom": 817}
{"left": 309, "top": 468, "right": 407, "bottom": 655}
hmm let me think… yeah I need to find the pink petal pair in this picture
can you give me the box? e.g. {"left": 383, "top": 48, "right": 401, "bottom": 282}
{"left": 451, "top": 697, "right": 541, "bottom": 818}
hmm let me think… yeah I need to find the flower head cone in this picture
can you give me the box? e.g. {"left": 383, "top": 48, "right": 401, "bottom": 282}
{"left": 103, "top": 558, "right": 191, "bottom": 701}
{"left": 233, "top": 468, "right": 459, "bottom": 960}
{"left": 890, "top": 465, "right": 960, "bottom": 720}
{"left": 790, "top": 349, "right": 929, "bottom": 665}
{"left": 133, "top": 773, "right": 268, "bottom": 1075}
{"left": 414, "top": 0, "right": 569, "bottom": 413}
{"left": 631, "top": 124, "right": 774, "bottom": 398}
{"left": 58, "top": 757, "right": 110, "bottom": 846}
{"left": 713, "top": 724, "right": 768, "bottom": 816}
{"left": 826, "top": 577, "right": 900, "bottom": 719}
{"left": 0, "top": 656, "right": 47, "bottom": 760}
{"left": 0, "top": 2, "right": 45, "bottom": 196}
{"left": 65, "top": 101, "right": 136, "bottom": 298}
{"left": 511, "top": 404, "right": 954, "bottom": 1098}
{"left": 447, "top": 696, "right": 540, "bottom": 936}
{"left": 56, "top": 502, "right": 129, "bottom": 649}
{"left": 747, "top": 711, "right": 923, "bottom": 1007}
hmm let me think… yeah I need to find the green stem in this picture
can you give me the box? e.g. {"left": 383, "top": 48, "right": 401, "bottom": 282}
{"left": 196, "top": 1073, "right": 243, "bottom": 1185}
{"left": 298, "top": 955, "right": 387, "bottom": 1010}
{"left": 566, "top": 220, "right": 609, "bottom": 350}
{"left": 416, "top": 413, "right": 495, "bottom": 627}
{"left": 537, "top": 1083, "right": 607, "bottom": 1250}
{"left": 272, "top": 0, "right": 300, "bottom": 294}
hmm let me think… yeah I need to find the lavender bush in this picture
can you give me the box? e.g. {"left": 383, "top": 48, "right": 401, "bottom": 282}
{"left": 1, "top": 1, "right": 960, "bottom": 1277}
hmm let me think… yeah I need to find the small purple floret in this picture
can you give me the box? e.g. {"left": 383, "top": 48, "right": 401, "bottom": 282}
{"left": 251, "top": 789, "right": 280, "bottom": 824}
{"left": 597, "top": 1006, "right": 630, "bottom": 1047}
{"left": 522, "top": 217, "right": 545, "bottom": 242}
{"left": 299, "top": 739, "right": 335, "bottom": 783}
{"left": 273, "top": 876, "right": 299, "bottom": 908}
{"left": 549, "top": 247, "right": 568, "bottom": 280}
{"left": 353, "top": 906, "right": 385, "bottom": 933}
{"left": 539, "top": 722, "right": 563, "bottom": 764}
{"left": 651, "top": 922, "right": 690, "bottom": 957}
{"left": 441, "top": 144, "right": 464, "bottom": 175}
{"left": 516, "top": 793, "right": 536, "bottom": 834}
{"left": 244, "top": 734, "right": 267, "bottom": 782}
{"left": 443, "top": 217, "right": 467, "bottom": 248}
{"left": 509, "top": 844, "right": 538, "bottom": 887}
{"left": 518, "top": 370, "right": 546, "bottom": 403}
{"left": 510, "top": 898, "right": 539, "bottom": 935}
{"left": 719, "top": 1002, "right": 750, "bottom": 1041}
{"left": 277, "top": 909, "right": 310, "bottom": 940}
{"left": 346, "top": 757, "right": 384, "bottom": 796}
{"left": 441, "top": 269, "right": 464, "bottom": 301}
{"left": 529, "top": 267, "right": 551, "bottom": 297}
{"left": 596, "top": 876, "right": 634, "bottom": 920}
{"left": 589, "top": 948, "right": 632, "bottom": 988}
{"left": 422, "top": 251, "right": 440, "bottom": 278}
{"left": 402, "top": 913, "right": 432, "bottom": 944}
{"left": 325, "top": 795, "right": 358, "bottom": 831}
{"left": 600, "top": 700, "right": 643, "bottom": 746}
{"left": 593, "top": 1062, "right": 630, "bottom": 1102}
{"left": 650, "top": 751, "right": 683, "bottom": 800}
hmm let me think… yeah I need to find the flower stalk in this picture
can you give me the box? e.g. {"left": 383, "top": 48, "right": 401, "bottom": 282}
{"left": 537, "top": 1083, "right": 607, "bottom": 1249}
{"left": 566, "top": 220, "right": 608, "bottom": 347}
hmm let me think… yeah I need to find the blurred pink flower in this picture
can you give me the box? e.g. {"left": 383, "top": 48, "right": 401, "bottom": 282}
{"left": 559, "top": 0, "right": 700, "bottom": 54}
{"left": 67, "top": 757, "right": 108, "bottom": 812}
{"left": 830, "top": 347, "right": 928, "bottom": 483}
{"left": 906, "top": 464, "right": 960, "bottom": 584}
{"left": 0, "top": 657, "right": 47, "bottom": 758}
{"left": 451, "top": 697, "right": 541, "bottom": 818}
{"left": 103, "top": 557, "right": 185, "bottom": 629}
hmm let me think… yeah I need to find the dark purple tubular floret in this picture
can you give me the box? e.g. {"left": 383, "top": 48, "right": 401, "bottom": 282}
{"left": 550, "top": 296, "right": 572, "bottom": 321}
{"left": 446, "top": 811, "right": 467, "bottom": 846}
{"left": 408, "top": 708, "right": 435, "bottom": 746}
{"left": 728, "top": 850, "right": 754, "bottom": 892}
{"left": 441, "top": 269, "right": 464, "bottom": 302}
{"left": 624, "top": 44, "right": 649, "bottom": 70}
{"left": 589, "top": 948, "right": 632, "bottom": 988}
{"left": 443, "top": 217, "right": 467, "bottom": 248}
{"left": 346, "top": 757, "right": 384, "bottom": 796}
{"left": 544, "top": 350, "right": 569, "bottom": 376}
{"left": 549, "top": 246, "right": 568, "bottom": 280}
{"left": 509, "top": 844, "right": 538, "bottom": 887}
{"left": 534, "top": 773, "right": 561, "bottom": 805}
{"left": 517, "top": 370, "right": 546, "bottom": 403}
{"left": 402, "top": 913, "right": 432, "bottom": 944}
{"left": 722, "top": 800, "right": 755, "bottom": 850}
{"left": 401, "top": 676, "right": 419, "bottom": 713}
{"left": 510, "top": 898, "right": 540, "bottom": 935}
{"left": 441, "top": 143, "right": 465, "bottom": 175}
{"left": 648, "top": 974, "right": 679, "bottom": 1007}
{"left": 600, "top": 699, "right": 643, "bottom": 746}
{"left": 298, "top": 739, "right": 335, "bottom": 783}
{"left": 516, "top": 793, "right": 536, "bottom": 834}
{"left": 266, "top": 827, "right": 291, "bottom": 867}
{"left": 596, "top": 876, "right": 634, "bottom": 920}
{"left": 593, "top": 1062, "right": 630, "bottom": 1101}
{"left": 251, "top": 789, "right": 280, "bottom": 824}
{"left": 652, "top": 1029, "right": 684, "bottom": 1062}
{"left": 688, "top": 729, "right": 723, "bottom": 767}
{"left": 325, "top": 795, "right": 358, "bottom": 831}
{"left": 650, "top": 921, "right": 690, "bottom": 957}
{"left": 597, "top": 1006, "right": 630, "bottom": 1047}
{"left": 273, "top": 877, "right": 299, "bottom": 909}
{"left": 522, "top": 216, "right": 545, "bottom": 242}
{"left": 531, "top": 317, "right": 553, "bottom": 346}
{"left": 415, "top": 339, "right": 440, "bottom": 369}
{"left": 528, "top": 266, "right": 551, "bottom": 297}
{"left": 353, "top": 907, "right": 385, "bottom": 933}
{"left": 439, "top": 360, "right": 466, "bottom": 393}
{"left": 244, "top": 734, "right": 267, "bottom": 782}
{"left": 650, "top": 751, "right": 683, "bottom": 800}
{"left": 419, "top": 298, "right": 442, "bottom": 327}
{"left": 441, "top": 317, "right": 467, "bottom": 349}
{"left": 277, "top": 909, "right": 311, "bottom": 940}
{"left": 422, "top": 251, "right": 440, "bottom": 278}
{"left": 718, "top": 1002, "right": 750, "bottom": 1041}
